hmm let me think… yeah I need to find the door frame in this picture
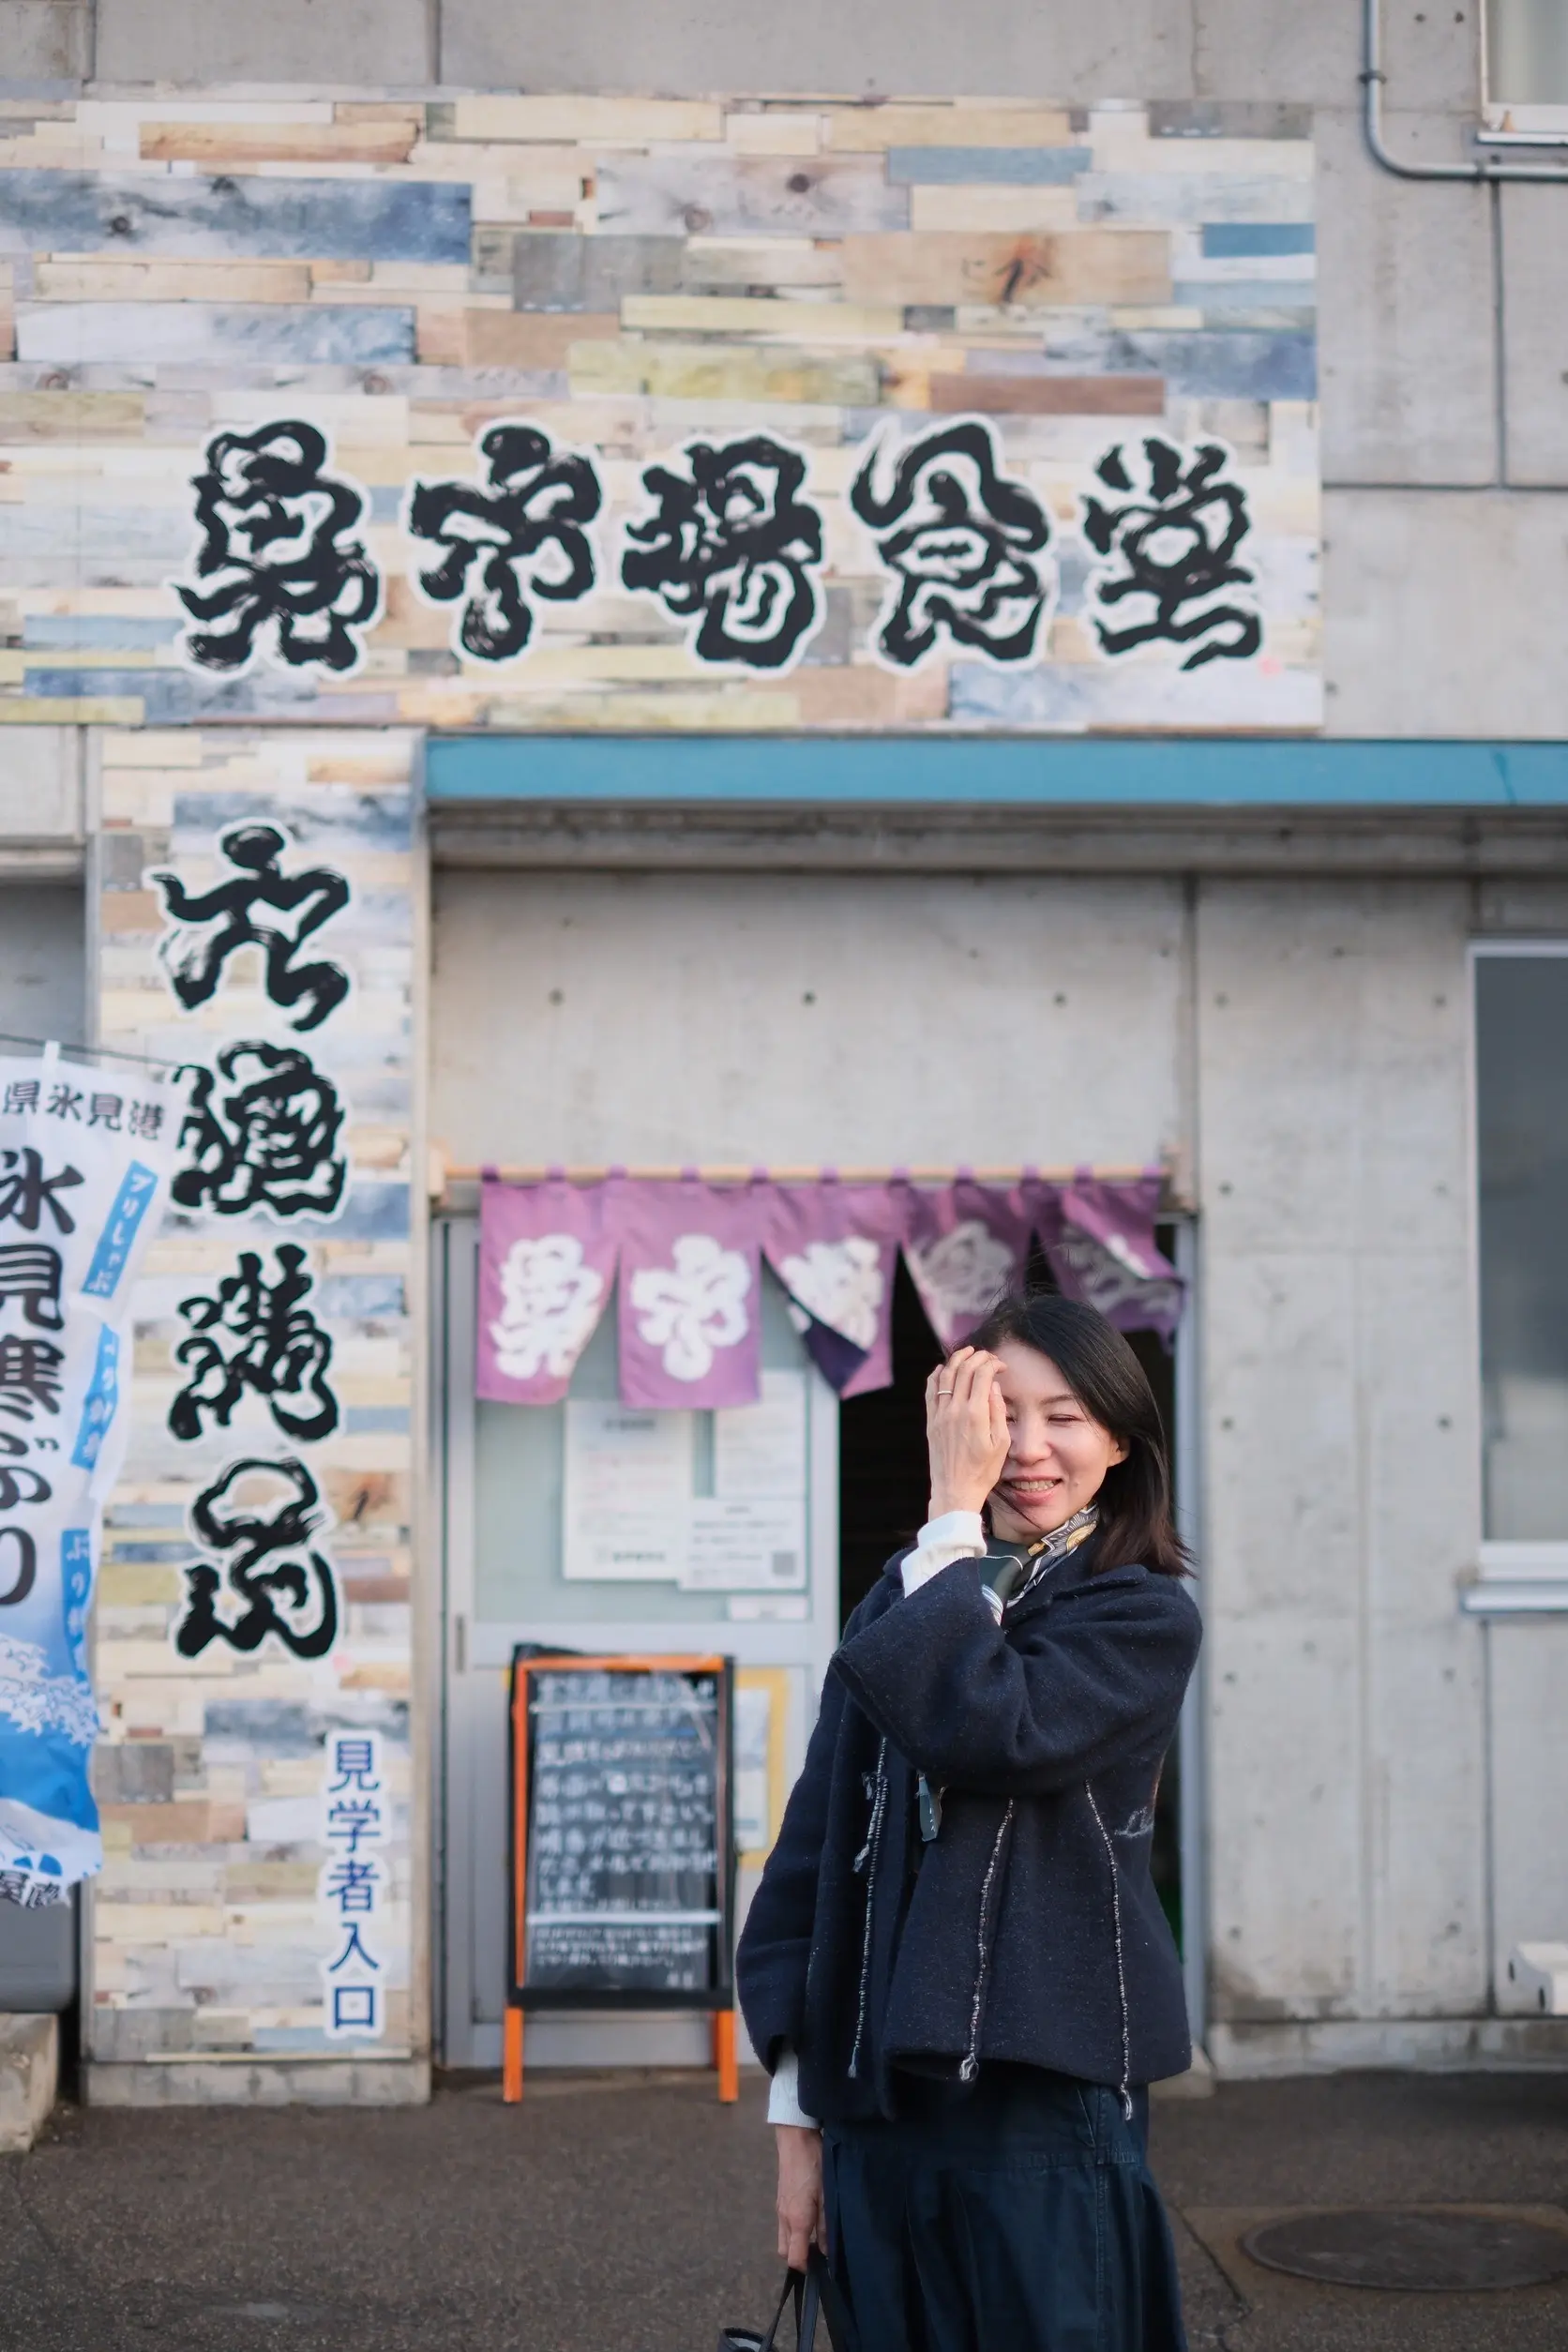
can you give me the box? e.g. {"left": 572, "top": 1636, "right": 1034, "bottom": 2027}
{"left": 1172, "top": 1214, "right": 1208, "bottom": 2046}
{"left": 432, "top": 1209, "right": 1209, "bottom": 2061}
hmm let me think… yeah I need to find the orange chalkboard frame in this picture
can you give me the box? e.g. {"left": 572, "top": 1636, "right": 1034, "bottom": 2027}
{"left": 504, "top": 1650, "right": 738, "bottom": 2104}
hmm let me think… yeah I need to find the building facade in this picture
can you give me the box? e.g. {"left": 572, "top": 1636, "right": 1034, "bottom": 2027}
{"left": 3, "top": 0, "right": 1568, "bottom": 2098}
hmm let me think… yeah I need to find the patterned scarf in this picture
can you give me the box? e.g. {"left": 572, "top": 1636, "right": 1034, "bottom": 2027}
{"left": 985, "top": 1502, "right": 1099, "bottom": 1610}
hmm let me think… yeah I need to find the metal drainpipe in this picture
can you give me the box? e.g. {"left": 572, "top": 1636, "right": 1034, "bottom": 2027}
{"left": 1364, "top": 0, "right": 1568, "bottom": 182}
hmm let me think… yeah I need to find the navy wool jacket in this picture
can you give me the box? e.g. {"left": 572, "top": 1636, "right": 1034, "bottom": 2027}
{"left": 736, "top": 1539, "right": 1202, "bottom": 2122}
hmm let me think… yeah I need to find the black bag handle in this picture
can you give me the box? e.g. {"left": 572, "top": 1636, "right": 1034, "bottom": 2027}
{"left": 752, "top": 2269, "right": 799, "bottom": 2352}
{"left": 805, "top": 2248, "right": 856, "bottom": 2351}
{"left": 720, "top": 2249, "right": 856, "bottom": 2352}
{"left": 746, "top": 2251, "right": 855, "bottom": 2352}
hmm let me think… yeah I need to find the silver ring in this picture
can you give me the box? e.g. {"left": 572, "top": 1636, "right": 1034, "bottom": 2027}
{"left": 936, "top": 1386, "right": 955, "bottom": 1396}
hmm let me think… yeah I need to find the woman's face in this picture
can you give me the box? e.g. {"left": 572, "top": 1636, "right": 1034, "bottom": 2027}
{"left": 987, "top": 1338, "right": 1128, "bottom": 1543}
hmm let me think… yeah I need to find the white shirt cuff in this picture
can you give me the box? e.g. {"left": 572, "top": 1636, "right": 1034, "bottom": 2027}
{"left": 767, "top": 2046, "right": 819, "bottom": 2129}
{"left": 900, "top": 1510, "right": 987, "bottom": 1597}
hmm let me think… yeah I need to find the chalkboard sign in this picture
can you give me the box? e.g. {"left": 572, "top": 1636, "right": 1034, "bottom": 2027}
{"left": 507, "top": 1651, "right": 735, "bottom": 2017}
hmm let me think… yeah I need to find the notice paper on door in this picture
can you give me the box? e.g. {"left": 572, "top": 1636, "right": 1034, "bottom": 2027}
{"left": 563, "top": 1398, "right": 692, "bottom": 1579}
{"left": 732, "top": 1683, "right": 774, "bottom": 1854}
{"left": 714, "top": 1369, "right": 807, "bottom": 1500}
{"left": 680, "top": 1498, "right": 807, "bottom": 1591}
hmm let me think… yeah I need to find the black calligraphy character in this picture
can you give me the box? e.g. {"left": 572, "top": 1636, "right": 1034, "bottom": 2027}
{"left": 850, "top": 418, "right": 1053, "bottom": 670}
{"left": 1081, "top": 437, "right": 1262, "bottom": 671}
{"left": 0, "top": 1457, "right": 50, "bottom": 1508}
{"left": 0, "top": 1331, "right": 60, "bottom": 1495}
{"left": 173, "top": 420, "right": 382, "bottom": 675}
{"left": 149, "top": 823, "right": 349, "bottom": 1033}
{"left": 406, "top": 423, "right": 601, "bottom": 663}
{"left": 0, "top": 1527, "right": 37, "bottom": 1606}
{"left": 0, "top": 1337, "right": 63, "bottom": 1428}
{"left": 170, "top": 1244, "right": 338, "bottom": 1443}
{"left": 173, "top": 1040, "right": 346, "bottom": 1221}
{"left": 622, "top": 435, "right": 824, "bottom": 671}
{"left": 173, "top": 1455, "right": 339, "bottom": 1661}
{"left": 0, "top": 1245, "right": 63, "bottom": 1332}
{"left": 0, "top": 1149, "right": 83, "bottom": 1235}
{"left": 0, "top": 1334, "right": 53, "bottom": 1476}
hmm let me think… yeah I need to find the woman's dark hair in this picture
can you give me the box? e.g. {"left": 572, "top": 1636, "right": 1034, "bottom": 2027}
{"left": 965, "top": 1292, "right": 1190, "bottom": 1577}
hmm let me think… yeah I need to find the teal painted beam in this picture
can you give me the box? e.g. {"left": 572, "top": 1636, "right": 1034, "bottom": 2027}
{"left": 425, "top": 736, "right": 1568, "bottom": 807}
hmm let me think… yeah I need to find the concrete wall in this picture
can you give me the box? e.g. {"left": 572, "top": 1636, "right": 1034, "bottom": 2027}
{"left": 429, "top": 868, "right": 1188, "bottom": 1172}
{"left": 0, "top": 0, "right": 1473, "bottom": 108}
{"left": 1196, "top": 878, "right": 1487, "bottom": 2061}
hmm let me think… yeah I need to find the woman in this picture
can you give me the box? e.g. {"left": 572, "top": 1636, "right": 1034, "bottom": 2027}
{"left": 736, "top": 1292, "right": 1201, "bottom": 2352}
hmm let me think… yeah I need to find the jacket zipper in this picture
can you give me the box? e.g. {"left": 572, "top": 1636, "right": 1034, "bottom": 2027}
{"left": 1085, "top": 1783, "right": 1134, "bottom": 2119}
{"left": 958, "top": 1800, "right": 1016, "bottom": 2084}
{"left": 846, "top": 1737, "right": 888, "bottom": 2082}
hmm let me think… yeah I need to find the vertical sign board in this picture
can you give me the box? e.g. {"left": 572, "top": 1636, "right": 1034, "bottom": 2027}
{"left": 505, "top": 1652, "right": 736, "bottom": 2099}
{"left": 90, "top": 731, "right": 419, "bottom": 2080}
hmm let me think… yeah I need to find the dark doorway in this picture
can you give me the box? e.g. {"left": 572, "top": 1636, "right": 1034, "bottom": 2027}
{"left": 837, "top": 1256, "right": 944, "bottom": 1625}
{"left": 836, "top": 1234, "right": 1184, "bottom": 1952}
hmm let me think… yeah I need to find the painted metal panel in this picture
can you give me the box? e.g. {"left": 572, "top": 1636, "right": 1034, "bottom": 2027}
{"left": 425, "top": 734, "right": 1568, "bottom": 806}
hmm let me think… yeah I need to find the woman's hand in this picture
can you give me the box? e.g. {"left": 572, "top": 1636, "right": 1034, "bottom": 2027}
{"left": 926, "top": 1347, "right": 1010, "bottom": 1518}
{"left": 776, "top": 2124, "right": 827, "bottom": 2269}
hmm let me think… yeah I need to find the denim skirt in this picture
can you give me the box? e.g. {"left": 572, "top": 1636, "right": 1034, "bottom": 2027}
{"left": 820, "top": 2066, "right": 1187, "bottom": 2352}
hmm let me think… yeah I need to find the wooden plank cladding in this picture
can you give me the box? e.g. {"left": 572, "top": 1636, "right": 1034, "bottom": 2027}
{"left": 595, "top": 153, "right": 912, "bottom": 237}
{"left": 930, "top": 372, "right": 1168, "bottom": 415}
{"left": 0, "top": 92, "right": 1320, "bottom": 737}
{"left": 139, "top": 120, "right": 424, "bottom": 165}
{"left": 449, "top": 96, "right": 727, "bottom": 143}
{"left": 839, "top": 230, "right": 1172, "bottom": 308}
{"left": 822, "top": 106, "right": 1078, "bottom": 151}
{"left": 16, "top": 301, "right": 417, "bottom": 364}
{"left": 0, "top": 172, "right": 472, "bottom": 262}
{"left": 885, "top": 145, "right": 1096, "bottom": 184}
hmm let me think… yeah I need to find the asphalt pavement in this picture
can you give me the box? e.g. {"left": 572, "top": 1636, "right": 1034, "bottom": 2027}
{"left": 2, "top": 2067, "right": 1566, "bottom": 2351}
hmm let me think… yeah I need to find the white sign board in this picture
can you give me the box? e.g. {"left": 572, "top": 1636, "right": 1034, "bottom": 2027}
{"left": 0, "top": 1048, "right": 177, "bottom": 1904}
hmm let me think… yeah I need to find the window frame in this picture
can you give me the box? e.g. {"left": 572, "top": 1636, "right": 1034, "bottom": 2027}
{"left": 1479, "top": 0, "right": 1568, "bottom": 145}
{"left": 1470, "top": 939, "right": 1568, "bottom": 1581}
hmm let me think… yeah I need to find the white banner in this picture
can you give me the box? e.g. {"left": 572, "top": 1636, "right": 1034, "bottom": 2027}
{"left": 0, "top": 1047, "right": 176, "bottom": 1905}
